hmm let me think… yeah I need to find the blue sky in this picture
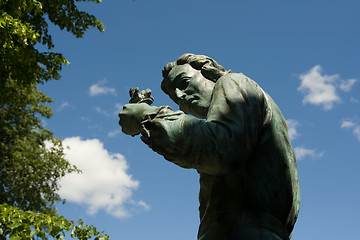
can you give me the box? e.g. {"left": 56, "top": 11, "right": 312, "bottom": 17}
{"left": 40, "top": 0, "right": 359, "bottom": 239}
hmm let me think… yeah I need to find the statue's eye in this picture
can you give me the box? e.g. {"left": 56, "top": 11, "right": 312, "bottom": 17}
{"left": 178, "top": 77, "right": 190, "bottom": 90}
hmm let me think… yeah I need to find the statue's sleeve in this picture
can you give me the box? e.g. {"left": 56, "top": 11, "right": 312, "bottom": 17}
{"left": 140, "top": 73, "right": 269, "bottom": 175}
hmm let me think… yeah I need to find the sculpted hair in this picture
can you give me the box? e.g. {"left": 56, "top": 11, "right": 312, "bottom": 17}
{"left": 161, "top": 53, "right": 232, "bottom": 94}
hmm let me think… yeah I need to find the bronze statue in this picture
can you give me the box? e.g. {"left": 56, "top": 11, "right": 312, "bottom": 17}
{"left": 118, "top": 54, "right": 300, "bottom": 240}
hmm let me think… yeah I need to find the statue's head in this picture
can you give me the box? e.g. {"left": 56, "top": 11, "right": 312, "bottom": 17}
{"left": 161, "top": 53, "right": 231, "bottom": 118}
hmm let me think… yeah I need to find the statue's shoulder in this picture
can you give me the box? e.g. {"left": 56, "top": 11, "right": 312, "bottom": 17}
{"left": 216, "top": 72, "right": 258, "bottom": 89}
{"left": 218, "top": 72, "right": 246, "bottom": 80}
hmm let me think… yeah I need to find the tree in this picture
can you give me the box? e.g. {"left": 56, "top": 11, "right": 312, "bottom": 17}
{"left": 0, "top": 204, "right": 109, "bottom": 239}
{"left": 0, "top": 0, "right": 108, "bottom": 238}
{"left": 0, "top": 0, "right": 105, "bottom": 213}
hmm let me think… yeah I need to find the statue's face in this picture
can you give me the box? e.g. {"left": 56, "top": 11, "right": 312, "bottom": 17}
{"left": 165, "top": 64, "right": 215, "bottom": 119}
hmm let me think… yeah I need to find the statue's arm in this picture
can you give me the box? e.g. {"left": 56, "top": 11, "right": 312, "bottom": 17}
{"left": 139, "top": 74, "right": 268, "bottom": 175}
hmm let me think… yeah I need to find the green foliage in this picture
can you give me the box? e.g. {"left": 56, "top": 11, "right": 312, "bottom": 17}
{"left": 0, "top": 0, "right": 104, "bottom": 213}
{"left": 1, "top": 0, "right": 109, "bottom": 238}
{"left": 0, "top": 78, "right": 78, "bottom": 213}
{"left": 0, "top": 0, "right": 105, "bottom": 86}
{"left": 0, "top": 204, "right": 109, "bottom": 239}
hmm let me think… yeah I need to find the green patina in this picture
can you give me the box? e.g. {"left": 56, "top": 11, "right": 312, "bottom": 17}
{"left": 119, "top": 54, "right": 300, "bottom": 240}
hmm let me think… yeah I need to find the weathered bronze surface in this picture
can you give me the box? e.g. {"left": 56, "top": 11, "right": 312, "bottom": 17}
{"left": 118, "top": 54, "right": 300, "bottom": 240}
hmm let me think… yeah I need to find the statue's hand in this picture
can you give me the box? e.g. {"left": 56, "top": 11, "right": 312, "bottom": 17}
{"left": 129, "top": 87, "right": 154, "bottom": 105}
{"left": 118, "top": 103, "right": 150, "bottom": 136}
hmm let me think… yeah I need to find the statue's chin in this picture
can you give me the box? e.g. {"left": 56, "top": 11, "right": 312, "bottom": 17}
{"left": 180, "top": 105, "right": 207, "bottom": 119}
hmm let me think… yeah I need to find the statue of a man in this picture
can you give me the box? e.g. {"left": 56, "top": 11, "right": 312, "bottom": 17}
{"left": 118, "top": 54, "right": 300, "bottom": 240}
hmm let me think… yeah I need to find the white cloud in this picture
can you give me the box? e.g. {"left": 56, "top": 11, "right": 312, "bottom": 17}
{"left": 88, "top": 125, "right": 102, "bottom": 130}
{"left": 340, "top": 79, "right": 357, "bottom": 92}
{"left": 95, "top": 104, "right": 123, "bottom": 117}
{"left": 354, "top": 126, "right": 360, "bottom": 142}
{"left": 89, "top": 80, "right": 116, "bottom": 96}
{"left": 58, "top": 137, "right": 149, "bottom": 218}
{"left": 287, "top": 119, "right": 300, "bottom": 141}
{"left": 298, "top": 66, "right": 357, "bottom": 110}
{"left": 80, "top": 116, "right": 91, "bottom": 122}
{"left": 286, "top": 119, "right": 325, "bottom": 160}
{"left": 114, "top": 103, "right": 124, "bottom": 114}
{"left": 57, "top": 101, "right": 70, "bottom": 111}
{"left": 107, "top": 129, "right": 121, "bottom": 138}
{"left": 95, "top": 106, "right": 110, "bottom": 116}
{"left": 294, "top": 146, "right": 324, "bottom": 160}
{"left": 298, "top": 65, "right": 341, "bottom": 110}
{"left": 350, "top": 97, "right": 359, "bottom": 103}
{"left": 341, "top": 120, "right": 360, "bottom": 142}
{"left": 341, "top": 120, "right": 356, "bottom": 129}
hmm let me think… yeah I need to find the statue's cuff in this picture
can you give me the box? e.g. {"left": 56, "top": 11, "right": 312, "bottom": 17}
{"left": 140, "top": 106, "right": 173, "bottom": 142}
